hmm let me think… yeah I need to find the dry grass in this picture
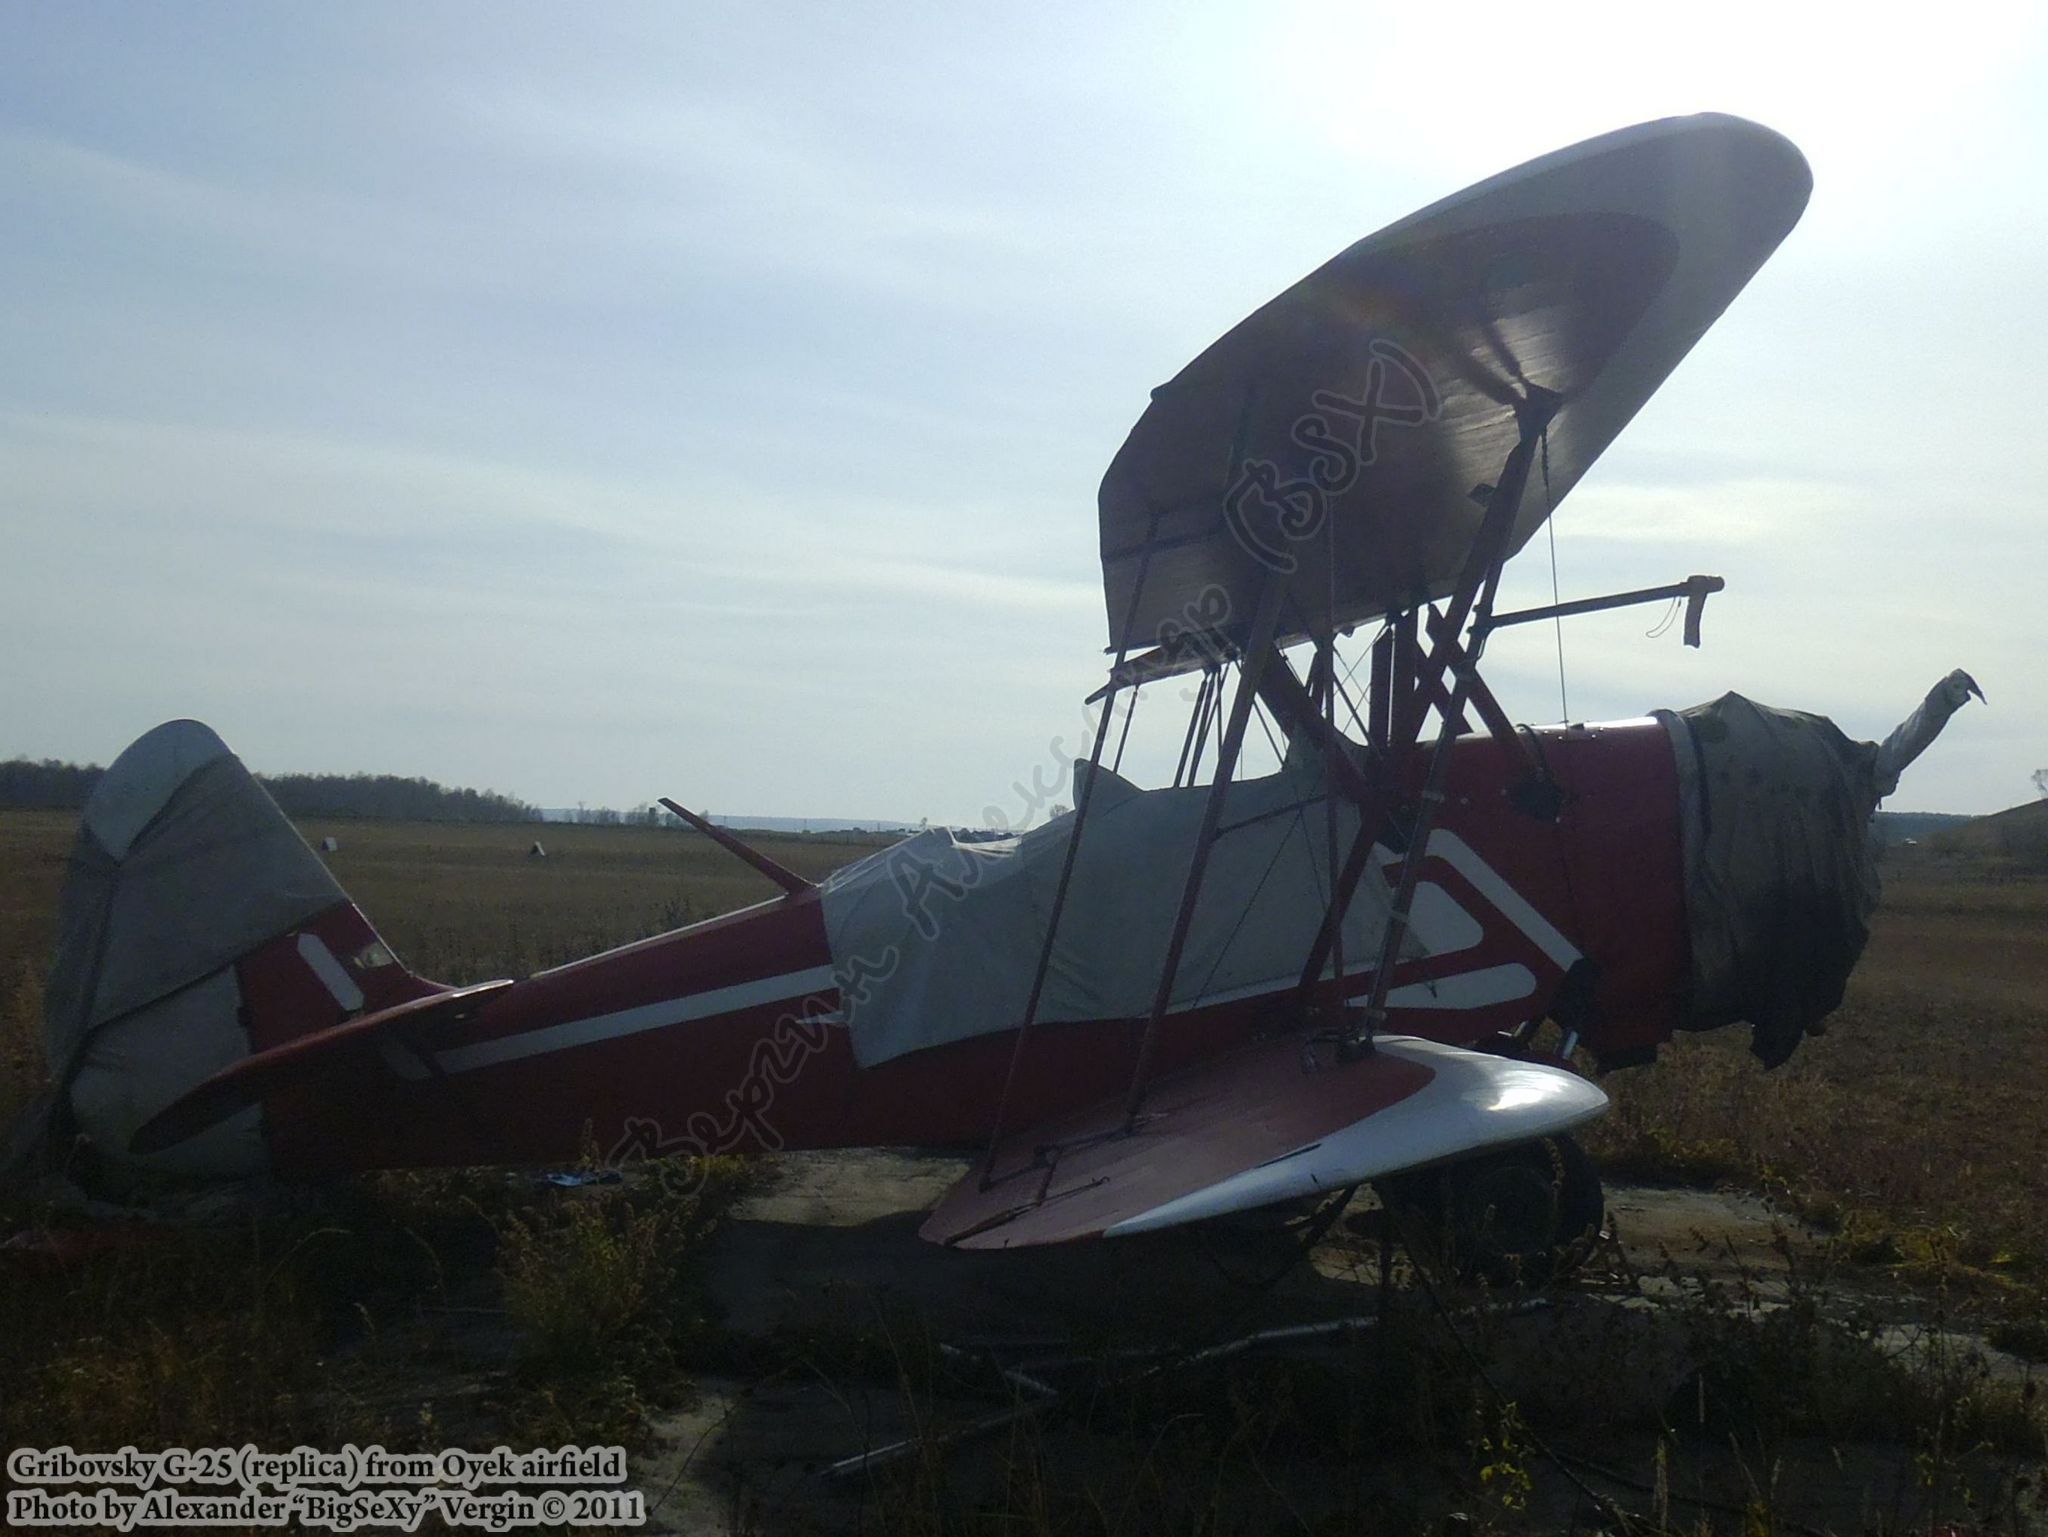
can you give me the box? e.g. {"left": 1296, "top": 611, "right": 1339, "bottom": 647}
{"left": 271, "top": 814, "right": 890, "bottom": 983}
{"left": 0, "top": 810, "right": 70, "bottom": 1123}
{"left": 4, "top": 807, "right": 2043, "bottom": 1284}
{"left": 0, "top": 809, "right": 888, "bottom": 1120}
{"left": 493, "top": 1149, "right": 752, "bottom": 1446}
{"left": 1585, "top": 857, "right": 2048, "bottom": 1295}
{"left": 1, "top": 810, "right": 2043, "bottom": 1531}
{"left": 0, "top": 809, "right": 859, "bottom": 1472}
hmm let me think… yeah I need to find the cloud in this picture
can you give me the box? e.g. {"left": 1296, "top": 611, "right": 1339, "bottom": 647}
{"left": 1549, "top": 476, "right": 1857, "bottom": 547}
{"left": 0, "top": 4, "right": 2040, "bottom": 817}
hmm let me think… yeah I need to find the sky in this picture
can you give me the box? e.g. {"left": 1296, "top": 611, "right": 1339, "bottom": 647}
{"left": 2, "top": 1, "right": 2042, "bottom": 822}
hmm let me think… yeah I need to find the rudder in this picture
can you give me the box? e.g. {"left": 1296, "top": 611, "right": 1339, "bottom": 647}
{"left": 28, "top": 720, "right": 432, "bottom": 1180}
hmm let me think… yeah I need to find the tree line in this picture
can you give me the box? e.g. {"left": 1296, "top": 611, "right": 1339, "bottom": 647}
{"left": 0, "top": 757, "right": 539, "bottom": 823}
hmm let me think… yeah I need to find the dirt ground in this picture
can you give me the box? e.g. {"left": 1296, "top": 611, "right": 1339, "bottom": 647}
{"left": 630, "top": 1149, "right": 2044, "bottom": 1535}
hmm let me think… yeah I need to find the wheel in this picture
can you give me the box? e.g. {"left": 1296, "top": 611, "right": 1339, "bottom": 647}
{"left": 1375, "top": 1134, "right": 1604, "bottom": 1287}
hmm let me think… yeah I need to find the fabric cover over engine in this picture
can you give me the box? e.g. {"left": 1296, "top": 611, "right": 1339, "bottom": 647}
{"left": 819, "top": 750, "right": 1413, "bottom": 1068}
{"left": 14, "top": 720, "right": 347, "bottom": 1178}
{"left": 1655, "top": 695, "right": 1882, "bottom": 1068}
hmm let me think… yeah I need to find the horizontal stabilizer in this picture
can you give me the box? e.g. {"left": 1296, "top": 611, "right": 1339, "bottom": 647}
{"left": 921, "top": 1034, "right": 1606, "bottom": 1249}
{"left": 129, "top": 979, "right": 512, "bottom": 1155}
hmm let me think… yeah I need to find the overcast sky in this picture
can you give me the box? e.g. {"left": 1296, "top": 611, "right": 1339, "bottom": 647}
{"left": 3, "top": 2, "right": 2041, "bottom": 821}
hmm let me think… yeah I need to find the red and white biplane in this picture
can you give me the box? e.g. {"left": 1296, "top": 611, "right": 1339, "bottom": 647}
{"left": 17, "top": 114, "right": 1979, "bottom": 1270}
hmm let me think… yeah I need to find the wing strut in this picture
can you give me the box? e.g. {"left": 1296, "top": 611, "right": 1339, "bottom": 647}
{"left": 1103, "top": 390, "right": 1563, "bottom": 1123}
{"left": 1120, "top": 571, "right": 1289, "bottom": 1127}
{"left": 1306, "top": 391, "right": 1561, "bottom": 1056}
{"left": 978, "top": 503, "right": 1172, "bottom": 1187}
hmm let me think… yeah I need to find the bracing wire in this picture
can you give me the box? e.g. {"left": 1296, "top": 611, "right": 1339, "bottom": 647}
{"left": 1330, "top": 667, "right": 1372, "bottom": 744}
{"left": 1324, "top": 619, "right": 1392, "bottom": 749}
{"left": 1251, "top": 694, "right": 1285, "bottom": 772}
{"left": 1339, "top": 617, "right": 1392, "bottom": 695}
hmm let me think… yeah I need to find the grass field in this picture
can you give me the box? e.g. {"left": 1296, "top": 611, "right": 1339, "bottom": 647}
{"left": 1587, "top": 856, "right": 2048, "bottom": 1281}
{"left": 0, "top": 810, "right": 889, "bottom": 1126}
{"left": 1, "top": 809, "right": 2043, "bottom": 1533}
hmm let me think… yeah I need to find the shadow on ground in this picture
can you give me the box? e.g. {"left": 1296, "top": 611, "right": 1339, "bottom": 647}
{"left": 631, "top": 1151, "right": 2045, "bottom": 1536}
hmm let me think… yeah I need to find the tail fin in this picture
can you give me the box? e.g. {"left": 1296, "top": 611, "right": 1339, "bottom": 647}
{"left": 31, "top": 721, "right": 434, "bottom": 1180}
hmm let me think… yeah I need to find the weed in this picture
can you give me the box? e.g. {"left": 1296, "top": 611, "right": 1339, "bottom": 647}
{"left": 1471, "top": 1399, "right": 1535, "bottom": 1525}
{"left": 494, "top": 1152, "right": 750, "bottom": 1445}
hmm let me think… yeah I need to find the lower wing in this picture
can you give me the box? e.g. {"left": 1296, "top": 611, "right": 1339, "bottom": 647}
{"left": 921, "top": 1033, "right": 1606, "bottom": 1249}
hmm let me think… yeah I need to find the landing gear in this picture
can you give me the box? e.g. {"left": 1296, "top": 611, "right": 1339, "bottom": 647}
{"left": 1374, "top": 1133, "right": 1604, "bottom": 1286}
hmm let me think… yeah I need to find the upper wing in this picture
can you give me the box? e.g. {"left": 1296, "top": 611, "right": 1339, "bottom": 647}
{"left": 921, "top": 1033, "right": 1606, "bottom": 1249}
{"left": 1099, "top": 113, "right": 1811, "bottom": 657}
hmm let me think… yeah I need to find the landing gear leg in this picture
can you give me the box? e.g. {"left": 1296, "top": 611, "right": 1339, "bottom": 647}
{"left": 1374, "top": 1133, "right": 1604, "bottom": 1287}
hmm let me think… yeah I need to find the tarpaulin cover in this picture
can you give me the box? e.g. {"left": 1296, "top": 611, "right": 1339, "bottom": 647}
{"left": 1657, "top": 696, "right": 1881, "bottom": 1068}
{"left": 26, "top": 720, "right": 346, "bottom": 1176}
{"left": 820, "top": 751, "right": 1409, "bottom": 1068}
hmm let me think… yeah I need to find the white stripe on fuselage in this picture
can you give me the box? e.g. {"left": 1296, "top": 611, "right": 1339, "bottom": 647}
{"left": 1421, "top": 831, "right": 1579, "bottom": 968}
{"left": 432, "top": 963, "right": 838, "bottom": 1076}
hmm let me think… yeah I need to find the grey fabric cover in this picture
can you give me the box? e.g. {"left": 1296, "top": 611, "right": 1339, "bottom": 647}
{"left": 821, "top": 752, "right": 1407, "bottom": 1068}
{"left": 27, "top": 720, "right": 347, "bottom": 1177}
{"left": 1657, "top": 695, "right": 1881, "bottom": 1067}
{"left": 1873, "top": 670, "right": 1983, "bottom": 798}
{"left": 71, "top": 970, "right": 265, "bottom": 1177}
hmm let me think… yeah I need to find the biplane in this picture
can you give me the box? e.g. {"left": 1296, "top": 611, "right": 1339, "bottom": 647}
{"left": 14, "top": 114, "right": 1979, "bottom": 1272}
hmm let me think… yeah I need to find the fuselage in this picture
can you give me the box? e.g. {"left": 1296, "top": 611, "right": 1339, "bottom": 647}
{"left": 244, "top": 718, "right": 1687, "bottom": 1178}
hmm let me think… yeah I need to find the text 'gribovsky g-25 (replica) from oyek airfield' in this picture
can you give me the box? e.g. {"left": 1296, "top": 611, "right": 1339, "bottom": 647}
{"left": 13, "top": 114, "right": 1981, "bottom": 1265}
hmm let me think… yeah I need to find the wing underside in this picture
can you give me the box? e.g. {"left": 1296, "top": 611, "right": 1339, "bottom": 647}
{"left": 920, "top": 1034, "right": 1606, "bottom": 1249}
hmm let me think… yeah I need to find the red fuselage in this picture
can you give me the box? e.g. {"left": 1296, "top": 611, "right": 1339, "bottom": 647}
{"left": 245, "top": 719, "right": 1687, "bottom": 1178}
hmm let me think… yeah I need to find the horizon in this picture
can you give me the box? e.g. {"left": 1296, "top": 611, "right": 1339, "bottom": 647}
{"left": 0, "top": 741, "right": 2013, "bottom": 828}
{"left": 3, "top": 3, "right": 2041, "bottom": 819}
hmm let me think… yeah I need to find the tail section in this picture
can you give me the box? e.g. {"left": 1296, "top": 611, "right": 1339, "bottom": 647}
{"left": 32, "top": 720, "right": 435, "bottom": 1180}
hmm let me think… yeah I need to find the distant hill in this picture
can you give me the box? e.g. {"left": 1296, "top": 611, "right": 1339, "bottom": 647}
{"left": 1928, "top": 798, "right": 2048, "bottom": 860}
{"left": 1872, "top": 809, "right": 1976, "bottom": 846}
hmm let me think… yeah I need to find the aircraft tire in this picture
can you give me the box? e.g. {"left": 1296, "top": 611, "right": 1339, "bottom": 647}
{"left": 1377, "top": 1133, "right": 1604, "bottom": 1287}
